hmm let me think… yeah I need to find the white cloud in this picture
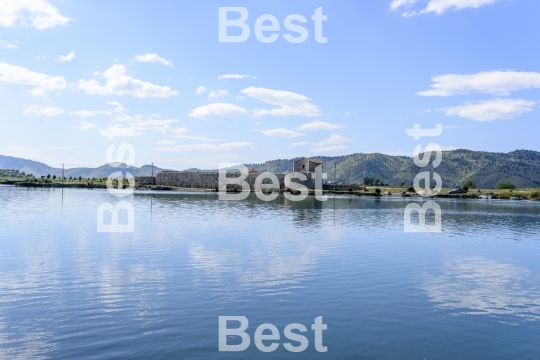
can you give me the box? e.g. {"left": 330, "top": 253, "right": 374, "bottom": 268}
{"left": 70, "top": 110, "right": 112, "bottom": 117}
{"left": 419, "top": 71, "right": 540, "bottom": 96}
{"left": 262, "top": 128, "right": 305, "bottom": 138}
{"left": 157, "top": 139, "right": 176, "bottom": 146}
{"left": 390, "top": 0, "right": 417, "bottom": 11}
{"left": 218, "top": 74, "right": 256, "bottom": 80}
{"left": 58, "top": 50, "right": 75, "bottom": 62}
{"left": 207, "top": 89, "right": 228, "bottom": 102}
{"left": 170, "top": 127, "right": 221, "bottom": 142}
{"left": 155, "top": 142, "right": 254, "bottom": 152}
{"left": 0, "top": 62, "right": 67, "bottom": 96}
{"left": 297, "top": 120, "right": 342, "bottom": 131}
{"left": 0, "top": 40, "right": 17, "bottom": 49}
{"left": 23, "top": 104, "right": 64, "bottom": 117}
{"left": 290, "top": 141, "right": 309, "bottom": 148}
{"left": 0, "top": 0, "right": 71, "bottom": 30}
{"left": 311, "top": 134, "right": 352, "bottom": 153}
{"left": 443, "top": 99, "right": 536, "bottom": 121}
{"left": 135, "top": 53, "right": 173, "bottom": 67}
{"left": 77, "top": 121, "right": 96, "bottom": 130}
{"left": 241, "top": 86, "right": 320, "bottom": 117}
{"left": 196, "top": 86, "right": 207, "bottom": 95}
{"left": 99, "top": 118, "right": 180, "bottom": 137}
{"left": 78, "top": 64, "right": 178, "bottom": 98}
{"left": 71, "top": 101, "right": 127, "bottom": 117}
{"left": 393, "top": 0, "right": 499, "bottom": 16}
{"left": 105, "top": 101, "right": 127, "bottom": 113}
{"left": 189, "top": 103, "right": 248, "bottom": 120}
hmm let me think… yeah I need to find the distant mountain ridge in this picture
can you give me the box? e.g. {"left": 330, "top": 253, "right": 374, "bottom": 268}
{"left": 2, "top": 149, "right": 540, "bottom": 188}
{"left": 245, "top": 149, "right": 540, "bottom": 189}
{"left": 0, "top": 155, "right": 167, "bottom": 178}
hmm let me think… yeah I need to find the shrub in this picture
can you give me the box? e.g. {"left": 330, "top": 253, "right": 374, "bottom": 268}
{"left": 497, "top": 181, "right": 517, "bottom": 190}
{"left": 400, "top": 182, "right": 405, "bottom": 187}
{"left": 407, "top": 186, "right": 415, "bottom": 192}
{"left": 375, "top": 188, "right": 381, "bottom": 195}
{"left": 530, "top": 191, "right": 540, "bottom": 199}
{"left": 463, "top": 179, "right": 476, "bottom": 191}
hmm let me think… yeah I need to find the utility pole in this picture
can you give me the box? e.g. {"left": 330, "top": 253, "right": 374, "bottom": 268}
{"left": 333, "top": 162, "right": 336, "bottom": 192}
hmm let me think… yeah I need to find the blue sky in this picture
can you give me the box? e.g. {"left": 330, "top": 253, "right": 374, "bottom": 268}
{"left": 1, "top": 0, "right": 539, "bottom": 170}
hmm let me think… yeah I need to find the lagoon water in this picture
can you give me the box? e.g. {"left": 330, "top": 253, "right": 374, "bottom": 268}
{"left": 0, "top": 186, "right": 539, "bottom": 359}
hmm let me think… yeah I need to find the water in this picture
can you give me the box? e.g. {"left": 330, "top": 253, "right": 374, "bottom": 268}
{"left": 0, "top": 186, "right": 539, "bottom": 359}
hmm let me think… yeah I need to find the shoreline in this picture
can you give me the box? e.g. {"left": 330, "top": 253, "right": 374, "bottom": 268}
{"left": 4, "top": 182, "right": 539, "bottom": 201}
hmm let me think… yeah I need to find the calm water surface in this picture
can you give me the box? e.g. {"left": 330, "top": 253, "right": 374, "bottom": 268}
{"left": 0, "top": 186, "right": 539, "bottom": 359}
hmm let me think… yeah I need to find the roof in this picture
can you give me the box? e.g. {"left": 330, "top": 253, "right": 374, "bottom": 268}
{"left": 294, "top": 157, "right": 323, "bottom": 164}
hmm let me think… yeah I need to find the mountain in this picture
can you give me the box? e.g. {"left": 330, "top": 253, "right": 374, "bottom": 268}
{"left": 0, "top": 155, "right": 167, "bottom": 178}
{"left": 245, "top": 149, "right": 540, "bottom": 189}
{"left": 3, "top": 149, "right": 540, "bottom": 188}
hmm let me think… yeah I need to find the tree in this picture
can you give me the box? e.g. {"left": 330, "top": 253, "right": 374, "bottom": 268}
{"left": 46, "top": 174, "right": 51, "bottom": 179}
{"left": 52, "top": 175, "right": 56, "bottom": 180}
{"left": 497, "top": 181, "right": 517, "bottom": 190}
{"left": 78, "top": 176, "right": 82, "bottom": 181}
{"left": 363, "top": 177, "right": 374, "bottom": 186}
{"left": 463, "top": 179, "right": 476, "bottom": 191}
{"left": 375, "top": 188, "right": 381, "bottom": 195}
{"left": 400, "top": 182, "right": 405, "bottom": 187}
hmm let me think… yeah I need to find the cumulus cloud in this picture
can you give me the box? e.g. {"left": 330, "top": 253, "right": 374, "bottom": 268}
{"left": 77, "top": 121, "right": 96, "bottom": 130}
{"left": 98, "top": 117, "right": 180, "bottom": 137}
{"left": 419, "top": 71, "right": 540, "bottom": 96}
{"left": 390, "top": 0, "right": 418, "bottom": 11}
{"left": 23, "top": 104, "right": 64, "bottom": 117}
{"left": 207, "top": 89, "right": 228, "bottom": 102}
{"left": 155, "top": 142, "right": 254, "bottom": 152}
{"left": 70, "top": 110, "right": 112, "bottom": 117}
{"left": 443, "top": 99, "right": 536, "bottom": 121}
{"left": 241, "top": 86, "right": 320, "bottom": 117}
{"left": 311, "top": 134, "right": 351, "bottom": 153}
{"left": 262, "top": 128, "right": 305, "bottom": 138}
{"left": 196, "top": 86, "right": 207, "bottom": 95}
{"left": 392, "top": 0, "right": 499, "bottom": 16}
{"left": 71, "top": 101, "right": 127, "bottom": 117}
{"left": 0, "top": 40, "right": 17, "bottom": 49}
{"left": 190, "top": 103, "right": 248, "bottom": 120}
{"left": 0, "top": 62, "right": 67, "bottom": 96}
{"left": 0, "top": 0, "right": 71, "bottom": 30}
{"left": 58, "top": 50, "right": 75, "bottom": 62}
{"left": 78, "top": 64, "right": 178, "bottom": 98}
{"left": 297, "top": 120, "right": 342, "bottom": 131}
{"left": 135, "top": 53, "right": 173, "bottom": 67}
{"left": 218, "top": 74, "right": 256, "bottom": 80}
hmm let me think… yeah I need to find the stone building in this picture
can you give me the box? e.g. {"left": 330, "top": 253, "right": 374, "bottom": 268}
{"left": 293, "top": 157, "right": 323, "bottom": 173}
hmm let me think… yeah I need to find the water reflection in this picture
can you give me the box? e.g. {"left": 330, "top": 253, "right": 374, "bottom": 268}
{"left": 423, "top": 257, "right": 540, "bottom": 321}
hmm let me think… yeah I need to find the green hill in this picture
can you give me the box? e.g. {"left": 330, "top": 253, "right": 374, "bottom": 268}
{"left": 2, "top": 149, "right": 540, "bottom": 189}
{"left": 0, "top": 155, "right": 167, "bottom": 179}
{"left": 246, "top": 149, "right": 540, "bottom": 189}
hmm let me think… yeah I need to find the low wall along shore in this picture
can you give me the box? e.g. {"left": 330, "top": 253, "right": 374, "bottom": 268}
{"left": 136, "top": 171, "right": 318, "bottom": 190}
